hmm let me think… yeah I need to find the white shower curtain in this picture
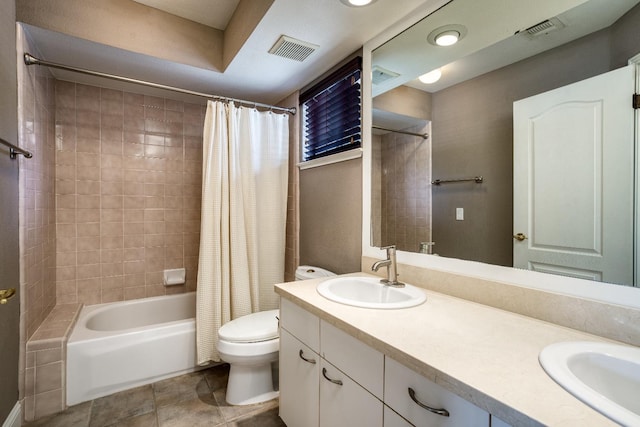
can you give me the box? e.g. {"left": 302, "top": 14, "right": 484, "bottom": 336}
{"left": 196, "top": 100, "right": 289, "bottom": 364}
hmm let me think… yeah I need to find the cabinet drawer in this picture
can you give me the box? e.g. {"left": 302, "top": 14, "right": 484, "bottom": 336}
{"left": 320, "top": 359, "right": 383, "bottom": 427}
{"left": 384, "top": 357, "right": 489, "bottom": 427}
{"left": 321, "top": 320, "right": 384, "bottom": 399}
{"left": 280, "top": 298, "right": 320, "bottom": 352}
{"left": 279, "top": 329, "right": 319, "bottom": 427}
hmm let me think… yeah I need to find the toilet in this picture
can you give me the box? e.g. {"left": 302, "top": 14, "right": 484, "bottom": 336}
{"left": 217, "top": 265, "right": 336, "bottom": 405}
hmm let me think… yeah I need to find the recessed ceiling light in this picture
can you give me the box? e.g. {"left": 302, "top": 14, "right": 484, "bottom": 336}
{"left": 435, "top": 30, "right": 460, "bottom": 46}
{"left": 418, "top": 69, "right": 441, "bottom": 84}
{"left": 339, "top": 0, "right": 378, "bottom": 7}
{"left": 427, "top": 24, "right": 467, "bottom": 47}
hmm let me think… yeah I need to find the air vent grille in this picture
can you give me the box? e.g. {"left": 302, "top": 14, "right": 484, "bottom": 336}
{"left": 523, "top": 17, "right": 565, "bottom": 38}
{"left": 269, "top": 35, "right": 318, "bottom": 62}
{"left": 372, "top": 66, "right": 400, "bottom": 85}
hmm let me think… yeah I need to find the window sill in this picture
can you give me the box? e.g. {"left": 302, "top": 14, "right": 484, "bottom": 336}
{"left": 298, "top": 148, "right": 363, "bottom": 170}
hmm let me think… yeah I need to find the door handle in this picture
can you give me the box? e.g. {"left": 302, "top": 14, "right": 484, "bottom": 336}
{"left": 0, "top": 288, "right": 16, "bottom": 304}
{"left": 513, "top": 233, "right": 527, "bottom": 241}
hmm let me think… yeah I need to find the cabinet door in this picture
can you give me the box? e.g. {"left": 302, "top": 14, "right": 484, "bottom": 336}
{"left": 384, "top": 406, "right": 413, "bottom": 427}
{"left": 320, "top": 360, "right": 383, "bottom": 427}
{"left": 321, "top": 320, "right": 384, "bottom": 399}
{"left": 279, "top": 329, "right": 319, "bottom": 427}
{"left": 491, "top": 415, "right": 513, "bottom": 427}
{"left": 384, "top": 357, "right": 489, "bottom": 427}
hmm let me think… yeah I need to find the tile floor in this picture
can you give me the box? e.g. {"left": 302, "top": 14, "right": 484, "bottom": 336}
{"left": 24, "top": 364, "right": 286, "bottom": 427}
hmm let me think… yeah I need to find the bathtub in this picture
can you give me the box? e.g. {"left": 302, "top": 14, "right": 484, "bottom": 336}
{"left": 67, "top": 292, "right": 203, "bottom": 405}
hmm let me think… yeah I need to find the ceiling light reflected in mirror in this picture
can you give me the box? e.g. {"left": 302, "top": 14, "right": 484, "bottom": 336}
{"left": 340, "top": 0, "right": 378, "bottom": 6}
{"left": 427, "top": 24, "right": 467, "bottom": 47}
{"left": 418, "top": 68, "right": 442, "bottom": 83}
{"left": 435, "top": 30, "right": 460, "bottom": 46}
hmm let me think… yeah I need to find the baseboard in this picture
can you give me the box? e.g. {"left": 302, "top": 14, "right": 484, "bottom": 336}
{"left": 1, "top": 402, "right": 21, "bottom": 427}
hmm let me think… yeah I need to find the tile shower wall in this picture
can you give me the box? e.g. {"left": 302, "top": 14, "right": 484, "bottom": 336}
{"left": 377, "top": 124, "right": 432, "bottom": 253}
{"left": 17, "top": 28, "right": 57, "bottom": 341}
{"left": 54, "top": 82, "right": 205, "bottom": 304}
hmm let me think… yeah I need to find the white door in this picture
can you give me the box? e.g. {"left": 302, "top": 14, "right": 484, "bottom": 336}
{"left": 513, "top": 65, "right": 634, "bottom": 286}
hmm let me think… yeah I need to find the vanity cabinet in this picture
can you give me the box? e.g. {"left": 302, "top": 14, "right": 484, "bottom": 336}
{"left": 280, "top": 298, "right": 490, "bottom": 427}
{"left": 279, "top": 298, "right": 383, "bottom": 427}
{"left": 385, "top": 357, "right": 489, "bottom": 427}
{"left": 280, "top": 328, "right": 319, "bottom": 427}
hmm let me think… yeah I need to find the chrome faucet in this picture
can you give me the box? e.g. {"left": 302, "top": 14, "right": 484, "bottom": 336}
{"left": 371, "top": 245, "right": 405, "bottom": 287}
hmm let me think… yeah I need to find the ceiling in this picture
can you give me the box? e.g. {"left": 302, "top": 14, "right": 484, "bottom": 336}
{"left": 131, "top": 0, "right": 240, "bottom": 30}
{"left": 372, "top": 0, "right": 640, "bottom": 96}
{"left": 22, "top": 0, "right": 429, "bottom": 105}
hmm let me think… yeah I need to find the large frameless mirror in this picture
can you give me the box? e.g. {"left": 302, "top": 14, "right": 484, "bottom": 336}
{"left": 370, "top": 0, "right": 640, "bottom": 287}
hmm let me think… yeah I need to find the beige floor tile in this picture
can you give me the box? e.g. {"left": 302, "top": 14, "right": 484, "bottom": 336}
{"left": 111, "top": 412, "right": 158, "bottom": 427}
{"left": 23, "top": 364, "right": 282, "bottom": 427}
{"left": 156, "top": 397, "right": 225, "bottom": 427}
{"left": 23, "top": 401, "right": 91, "bottom": 427}
{"left": 153, "top": 370, "right": 210, "bottom": 408}
{"left": 213, "top": 388, "right": 279, "bottom": 424}
{"left": 227, "top": 408, "right": 286, "bottom": 427}
{"left": 202, "top": 364, "right": 229, "bottom": 392}
{"left": 89, "top": 385, "right": 155, "bottom": 427}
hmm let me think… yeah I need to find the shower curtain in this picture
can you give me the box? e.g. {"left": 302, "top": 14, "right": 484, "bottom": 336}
{"left": 196, "top": 100, "right": 289, "bottom": 364}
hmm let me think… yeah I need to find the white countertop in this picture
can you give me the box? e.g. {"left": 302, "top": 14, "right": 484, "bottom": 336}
{"left": 275, "top": 273, "right": 620, "bottom": 426}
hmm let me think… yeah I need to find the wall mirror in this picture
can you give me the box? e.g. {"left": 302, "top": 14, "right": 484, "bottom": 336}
{"left": 368, "top": 0, "right": 640, "bottom": 288}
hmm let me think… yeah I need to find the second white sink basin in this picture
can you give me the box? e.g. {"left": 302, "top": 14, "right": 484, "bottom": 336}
{"left": 539, "top": 341, "right": 640, "bottom": 426}
{"left": 316, "top": 276, "right": 426, "bottom": 309}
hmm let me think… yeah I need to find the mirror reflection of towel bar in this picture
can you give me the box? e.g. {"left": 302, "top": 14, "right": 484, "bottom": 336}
{"left": 432, "top": 176, "right": 483, "bottom": 185}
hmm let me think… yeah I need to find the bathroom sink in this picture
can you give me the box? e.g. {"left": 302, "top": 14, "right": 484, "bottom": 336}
{"left": 316, "top": 276, "right": 426, "bottom": 309}
{"left": 539, "top": 341, "right": 640, "bottom": 425}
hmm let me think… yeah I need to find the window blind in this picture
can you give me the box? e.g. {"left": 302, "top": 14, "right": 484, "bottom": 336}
{"left": 301, "top": 57, "right": 362, "bottom": 162}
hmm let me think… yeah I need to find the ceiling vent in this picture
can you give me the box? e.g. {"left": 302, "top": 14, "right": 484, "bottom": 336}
{"left": 269, "top": 35, "right": 318, "bottom": 62}
{"left": 522, "top": 17, "right": 565, "bottom": 39}
{"left": 372, "top": 66, "right": 400, "bottom": 85}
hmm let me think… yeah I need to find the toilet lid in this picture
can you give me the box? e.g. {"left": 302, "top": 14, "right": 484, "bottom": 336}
{"left": 218, "top": 309, "right": 279, "bottom": 343}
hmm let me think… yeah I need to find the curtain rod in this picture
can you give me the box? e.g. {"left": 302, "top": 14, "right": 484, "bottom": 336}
{"left": 0, "top": 135, "right": 32, "bottom": 159}
{"left": 372, "top": 125, "right": 428, "bottom": 139}
{"left": 24, "top": 53, "right": 296, "bottom": 115}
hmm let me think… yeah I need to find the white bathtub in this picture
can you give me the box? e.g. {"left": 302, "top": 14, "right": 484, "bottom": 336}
{"left": 67, "top": 292, "right": 203, "bottom": 405}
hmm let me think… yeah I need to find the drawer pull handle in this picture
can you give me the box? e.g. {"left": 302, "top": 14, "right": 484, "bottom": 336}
{"left": 299, "top": 349, "right": 316, "bottom": 364}
{"left": 408, "top": 387, "right": 450, "bottom": 417}
{"left": 322, "top": 368, "right": 343, "bottom": 386}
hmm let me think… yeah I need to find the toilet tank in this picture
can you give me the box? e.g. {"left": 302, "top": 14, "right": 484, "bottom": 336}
{"left": 295, "top": 265, "right": 336, "bottom": 280}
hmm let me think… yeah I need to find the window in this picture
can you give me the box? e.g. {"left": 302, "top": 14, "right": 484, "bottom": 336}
{"left": 300, "top": 57, "right": 362, "bottom": 162}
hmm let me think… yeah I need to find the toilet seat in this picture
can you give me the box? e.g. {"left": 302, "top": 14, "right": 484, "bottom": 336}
{"left": 218, "top": 309, "right": 279, "bottom": 343}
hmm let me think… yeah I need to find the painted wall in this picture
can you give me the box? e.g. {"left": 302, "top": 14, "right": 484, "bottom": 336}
{"left": 17, "top": 0, "right": 224, "bottom": 71}
{"left": 278, "top": 92, "right": 300, "bottom": 282}
{"left": 0, "top": 0, "right": 20, "bottom": 421}
{"left": 373, "top": 85, "right": 432, "bottom": 120}
{"left": 299, "top": 159, "right": 362, "bottom": 274}
{"left": 430, "top": 28, "right": 622, "bottom": 266}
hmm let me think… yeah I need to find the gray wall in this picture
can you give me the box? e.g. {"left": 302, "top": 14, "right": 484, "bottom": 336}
{"left": 430, "top": 18, "right": 639, "bottom": 265}
{"left": 0, "top": 0, "right": 20, "bottom": 421}
{"left": 300, "top": 159, "right": 362, "bottom": 274}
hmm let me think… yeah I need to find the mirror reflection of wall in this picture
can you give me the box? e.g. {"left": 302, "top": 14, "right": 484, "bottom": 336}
{"left": 371, "top": 0, "right": 640, "bottom": 286}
